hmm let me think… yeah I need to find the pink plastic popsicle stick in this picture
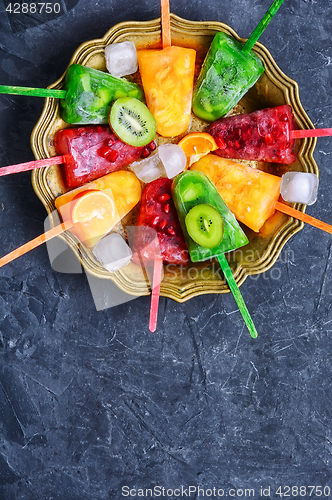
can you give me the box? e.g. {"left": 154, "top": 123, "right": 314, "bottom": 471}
{"left": 149, "top": 257, "right": 163, "bottom": 332}
{"left": 291, "top": 128, "right": 332, "bottom": 139}
{"left": 0, "top": 155, "right": 67, "bottom": 177}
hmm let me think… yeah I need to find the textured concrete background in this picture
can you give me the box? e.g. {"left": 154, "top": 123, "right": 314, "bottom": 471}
{"left": 1, "top": 1, "right": 332, "bottom": 499}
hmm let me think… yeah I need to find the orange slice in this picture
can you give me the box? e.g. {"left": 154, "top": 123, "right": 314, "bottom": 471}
{"left": 178, "top": 132, "right": 218, "bottom": 167}
{"left": 71, "top": 190, "right": 117, "bottom": 224}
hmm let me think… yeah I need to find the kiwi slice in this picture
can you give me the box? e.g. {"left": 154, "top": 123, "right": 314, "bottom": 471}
{"left": 185, "top": 204, "right": 224, "bottom": 248}
{"left": 109, "top": 97, "right": 157, "bottom": 147}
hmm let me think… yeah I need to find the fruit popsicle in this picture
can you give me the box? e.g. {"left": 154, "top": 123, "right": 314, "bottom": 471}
{"left": 55, "top": 170, "right": 141, "bottom": 247}
{"left": 172, "top": 170, "right": 248, "bottom": 262}
{"left": 192, "top": 32, "right": 264, "bottom": 122}
{"left": 0, "top": 64, "right": 144, "bottom": 125}
{"left": 137, "top": 45, "right": 196, "bottom": 137}
{"left": 191, "top": 154, "right": 281, "bottom": 232}
{"left": 0, "top": 171, "right": 141, "bottom": 269}
{"left": 132, "top": 178, "right": 188, "bottom": 266}
{"left": 192, "top": 0, "right": 285, "bottom": 122}
{"left": 172, "top": 170, "right": 257, "bottom": 339}
{"left": 0, "top": 125, "right": 154, "bottom": 187}
{"left": 54, "top": 125, "right": 146, "bottom": 188}
{"left": 191, "top": 155, "right": 332, "bottom": 238}
{"left": 209, "top": 104, "right": 297, "bottom": 164}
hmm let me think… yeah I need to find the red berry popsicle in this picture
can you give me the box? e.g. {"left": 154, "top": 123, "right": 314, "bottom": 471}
{"left": 209, "top": 104, "right": 332, "bottom": 164}
{"left": 54, "top": 125, "right": 145, "bottom": 188}
{"left": 0, "top": 125, "right": 152, "bottom": 188}
{"left": 209, "top": 105, "right": 297, "bottom": 164}
{"left": 132, "top": 178, "right": 188, "bottom": 266}
{"left": 132, "top": 178, "right": 188, "bottom": 332}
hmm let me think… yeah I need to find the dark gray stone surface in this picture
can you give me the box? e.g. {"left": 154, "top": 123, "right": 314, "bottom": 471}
{"left": 1, "top": 0, "right": 332, "bottom": 498}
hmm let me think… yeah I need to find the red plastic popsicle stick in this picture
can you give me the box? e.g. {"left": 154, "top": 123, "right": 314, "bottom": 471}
{"left": 291, "top": 128, "right": 332, "bottom": 139}
{"left": 161, "top": 0, "right": 171, "bottom": 49}
{"left": 275, "top": 201, "right": 332, "bottom": 234}
{"left": 149, "top": 257, "right": 163, "bottom": 332}
{"left": 0, "top": 155, "right": 67, "bottom": 177}
{"left": 0, "top": 220, "right": 74, "bottom": 269}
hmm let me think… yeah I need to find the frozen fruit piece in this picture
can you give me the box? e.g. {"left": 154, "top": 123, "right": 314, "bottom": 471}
{"left": 54, "top": 125, "right": 144, "bottom": 188}
{"left": 209, "top": 104, "right": 297, "bottom": 164}
{"left": 185, "top": 204, "right": 224, "bottom": 248}
{"left": 132, "top": 178, "right": 188, "bottom": 265}
{"left": 105, "top": 41, "right": 138, "bottom": 78}
{"left": 93, "top": 233, "right": 132, "bottom": 272}
{"left": 280, "top": 172, "right": 318, "bottom": 205}
{"left": 109, "top": 97, "right": 157, "bottom": 147}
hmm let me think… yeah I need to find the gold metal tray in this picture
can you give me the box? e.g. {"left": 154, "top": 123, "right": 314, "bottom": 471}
{"left": 31, "top": 14, "right": 318, "bottom": 303}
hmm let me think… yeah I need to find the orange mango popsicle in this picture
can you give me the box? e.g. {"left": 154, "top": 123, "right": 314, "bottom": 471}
{"left": 55, "top": 170, "right": 141, "bottom": 247}
{"left": 191, "top": 154, "right": 281, "bottom": 233}
{"left": 137, "top": 46, "right": 196, "bottom": 138}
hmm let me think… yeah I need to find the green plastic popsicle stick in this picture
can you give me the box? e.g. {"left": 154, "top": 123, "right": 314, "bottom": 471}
{"left": 217, "top": 254, "right": 258, "bottom": 339}
{"left": 0, "top": 85, "right": 67, "bottom": 99}
{"left": 242, "top": 0, "right": 285, "bottom": 53}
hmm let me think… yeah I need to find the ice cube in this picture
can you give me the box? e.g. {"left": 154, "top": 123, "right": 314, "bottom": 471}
{"left": 105, "top": 41, "right": 138, "bottom": 78}
{"left": 280, "top": 172, "right": 319, "bottom": 205}
{"left": 93, "top": 233, "right": 132, "bottom": 272}
{"left": 130, "top": 154, "right": 166, "bottom": 183}
{"left": 158, "top": 144, "right": 187, "bottom": 179}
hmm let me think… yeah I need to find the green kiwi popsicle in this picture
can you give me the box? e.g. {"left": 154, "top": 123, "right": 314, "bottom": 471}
{"left": 172, "top": 170, "right": 257, "bottom": 339}
{"left": 172, "top": 170, "right": 248, "bottom": 262}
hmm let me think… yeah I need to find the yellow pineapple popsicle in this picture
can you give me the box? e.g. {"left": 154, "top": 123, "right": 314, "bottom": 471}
{"left": 55, "top": 170, "right": 141, "bottom": 247}
{"left": 137, "top": 46, "right": 196, "bottom": 138}
{"left": 191, "top": 154, "right": 281, "bottom": 233}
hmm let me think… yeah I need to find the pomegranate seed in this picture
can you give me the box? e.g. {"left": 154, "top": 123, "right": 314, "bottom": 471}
{"left": 157, "top": 193, "right": 170, "bottom": 202}
{"left": 215, "top": 137, "right": 226, "bottom": 149}
{"left": 99, "top": 146, "right": 112, "bottom": 158}
{"left": 163, "top": 203, "right": 170, "bottom": 214}
{"left": 141, "top": 146, "right": 150, "bottom": 158}
{"left": 151, "top": 216, "right": 160, "bottom": 226}
{"left": 280, "top": 113, "right": 289, "bottom": 122}
{"left": 106, "top": 150, "right": 119, "bottom": 162}
{"left": 265, "top": 134, "right": 275, "bottom": 145}
{"left": 107, "top": 137, "right": 115, "bottom": 146}
{"left": 167, "top": 226, "right": 176, "bottom": 236}
{"left": 234, "top": 140, "right": 241, "bottom": 148}
{"left": 158, "top": 219, "right": 167, "bottom": 231}
{"left": 148, "top": 141, "right": 157, "bottom": 151}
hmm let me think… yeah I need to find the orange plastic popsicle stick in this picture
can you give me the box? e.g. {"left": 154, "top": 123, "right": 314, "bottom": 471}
{"left": 149, "top": 257, "right": 163, "bottom": 332}
{"left": 161, "top": 0, "right": 171, "bottom": 48}
{"left": 291, "top": 128, "right": 332, "bottom": 139}
{"left": 275, "top": 201, "right": 332, "bottom": 234}
{"left": 0, "top": 155, "right": 67, "bottom": 177}
{"left": 0, "top": 220, "right": 74, "bottom": 269}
